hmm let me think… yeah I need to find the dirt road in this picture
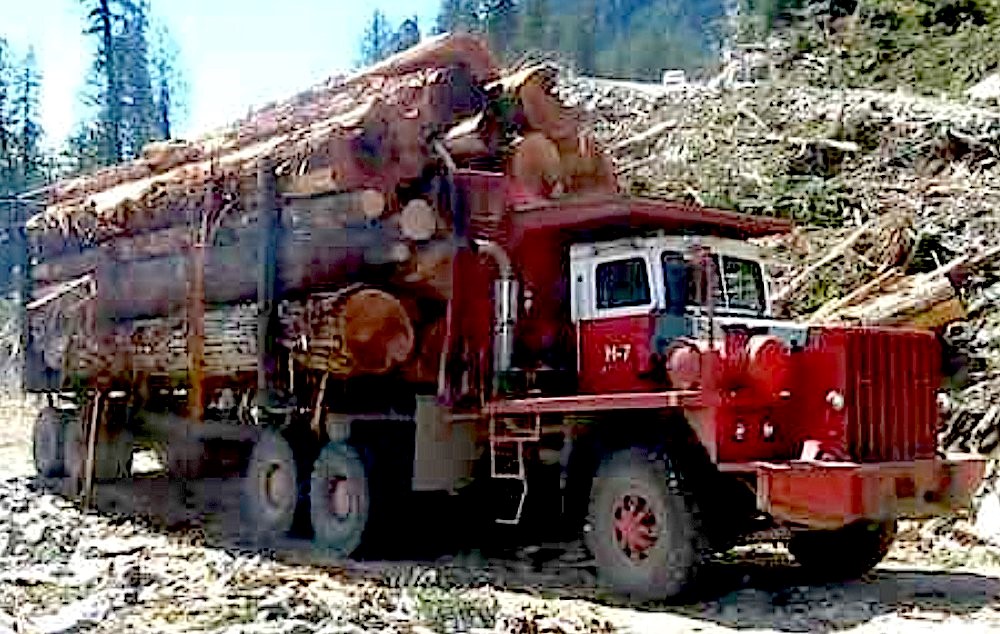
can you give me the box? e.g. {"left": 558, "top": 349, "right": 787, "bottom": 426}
{"left": 1, "top": 400, "right": 999, "bottom": 633}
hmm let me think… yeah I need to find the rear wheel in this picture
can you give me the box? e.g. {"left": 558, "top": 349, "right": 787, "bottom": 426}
{"left": 241, "top": 429, "right": 298, "bottom": 543}
{"left": 310, "top": 441, "right": 370, "bottom": 557}
{"left": 63, "top": 418, "right": 134, "bottom": 495}
{"left": 788, "top": 520, "right": 897, "bottom": 579}
{"left": 33, "top": 408, "right": 67, "bottom": 477}
{"left": 585, "top": 447, "right": 706, "bottom": 602}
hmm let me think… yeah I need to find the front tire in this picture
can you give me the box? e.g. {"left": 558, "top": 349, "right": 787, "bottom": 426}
{"left": 241, "top": 429, "right": 298, "bottom": 543}
{"left": 585, "top": 447, "right": 706, "bottom": 602}
{"left": 788, "top": 520, "right": 897, "bottom": 579}
{"left": 310, "top": 442, "right": 370, "bottom": 557}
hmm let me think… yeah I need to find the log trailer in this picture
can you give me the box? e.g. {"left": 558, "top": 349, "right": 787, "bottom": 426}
{"left": 23, "top": 35, "right": 985, "bottom": 601}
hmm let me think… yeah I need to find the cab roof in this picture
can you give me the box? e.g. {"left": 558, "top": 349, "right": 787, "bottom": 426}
{"left": 507, "top": 193, "right": 792, "bottom": 244}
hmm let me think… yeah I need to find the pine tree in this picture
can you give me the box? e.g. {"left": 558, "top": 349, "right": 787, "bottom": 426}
{"left": 457, "top": 1, "right": 484, "bottom": 32}
{"left": 359, "top": 10, "right": 394, "bottom": 66}
{"left": 393, "top": 17, "right": 422, "bottom": 54}
{"left": 153, "top": 63, "right": 172, "bottom": 140}
{"left": 0, "top": 40, "right": 15, "bottom": 194}
{"left": 115, "top": 0, "right": 157, "bottom": 156}
{"left": 518, "top": 0, "right": 549, "bottom": 51}
{"left": 63, "top": 124, "right": 104, "bottom": 175}
{"left": 436, "top": 0, "right": 462, "bottom": 33}
{"left": 75, "top": 0, "right": 183, "bottom": 167}
{"left": 13, "top": 48, "right": 43, "bottom": 192}
{"left": 82, "top": 0, "right": 135, "bottom": 164}
{"left": 150, "top": 23, "right": 187, "bottom": 140}
{"left": 486, "top": 0, "right": 518, "bottom": 57}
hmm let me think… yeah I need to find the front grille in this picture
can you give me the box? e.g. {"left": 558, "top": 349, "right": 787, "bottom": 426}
{"left": 843, "top": 328, "right": 939, "bottom": 462}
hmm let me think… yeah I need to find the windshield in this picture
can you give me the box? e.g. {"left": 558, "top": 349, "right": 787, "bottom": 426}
{"left": 661, "top": 251, "right": 767, "bottom": 316}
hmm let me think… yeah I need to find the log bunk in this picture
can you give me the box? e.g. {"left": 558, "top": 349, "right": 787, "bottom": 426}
{"left": 24, "top": 34, "right": 618, "bottom": 425}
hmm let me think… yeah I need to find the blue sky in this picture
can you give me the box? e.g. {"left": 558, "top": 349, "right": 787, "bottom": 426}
{"left": 3, "top": 0, "right": 441, "bottom": 148}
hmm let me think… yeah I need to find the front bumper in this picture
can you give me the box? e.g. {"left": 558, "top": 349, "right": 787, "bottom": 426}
{"left": 756, "top": 454, "right": 986, "bottom": 531}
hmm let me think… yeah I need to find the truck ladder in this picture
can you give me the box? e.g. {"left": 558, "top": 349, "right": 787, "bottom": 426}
{"left": 488, "top": 413, "right": 541, "bottom": 525}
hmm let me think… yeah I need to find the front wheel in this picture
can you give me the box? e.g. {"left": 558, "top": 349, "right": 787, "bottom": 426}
{"left": 585, "top": 447, "right": 706, "bottom": 602}
{"left": 788, "top": 520, "right": 897, "bottom": 579}
{"left": 310, "top": 442, "right": 370, "bottom": 557}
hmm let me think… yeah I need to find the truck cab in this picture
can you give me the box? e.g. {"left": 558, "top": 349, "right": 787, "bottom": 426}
{"left": 481, "top": 193, "right": 985, "bottom": 600}
{"left": 569, "top": 234, "right": 810, "bottom": 394}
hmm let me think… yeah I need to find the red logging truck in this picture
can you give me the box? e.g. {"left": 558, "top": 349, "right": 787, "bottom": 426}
{"left": 23, "top": 36, "right": 985, "bottom": 602}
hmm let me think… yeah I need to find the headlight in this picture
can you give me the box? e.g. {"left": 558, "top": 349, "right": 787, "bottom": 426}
{"left": 826, "top": 390, "right": 845, "bottom": 411}
{"left": 762, "top": 421, "right": 775, "bottom": 440}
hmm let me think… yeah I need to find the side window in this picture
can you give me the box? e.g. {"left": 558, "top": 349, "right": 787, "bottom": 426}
{"left": 596, "top": 257, "right": 651, "bottom": 309}
{"left": 667, "top": 251, "right": 723, "bottom": 308}
{"left": 723, "top": 258, "right": 766, "bottom": 314}
{"left": 661, "top": 251, "right": 688, "bottom": 313}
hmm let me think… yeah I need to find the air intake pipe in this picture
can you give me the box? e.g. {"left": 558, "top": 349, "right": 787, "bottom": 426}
{"left": 474, "top": 240, "right": 519, "bottom": 391}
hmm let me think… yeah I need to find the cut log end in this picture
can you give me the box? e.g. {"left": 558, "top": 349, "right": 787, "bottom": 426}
{"left": 341, "top": 289, "right": 415, "bottom": 374}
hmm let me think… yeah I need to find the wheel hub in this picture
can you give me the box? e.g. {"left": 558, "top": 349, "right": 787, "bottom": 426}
{"left": 326, "top": 476, "right": 353, "bottom": 519}
{"left": 612, "top": 492, "right": 658, "bottom": 561}
{"left": 263, "top": 463, "right": 294, "bottom": 509}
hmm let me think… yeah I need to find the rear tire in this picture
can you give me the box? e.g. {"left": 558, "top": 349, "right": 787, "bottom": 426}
{"left": 63, "top": 418, "right": 134, "bottom": 494}
{"left": 33, "top": 408, "right": 66, "bottom": 477}
{"left": 310, "top": 442, "right": 370, "bottom": 557}
{"left": 788, "top": 520, "right": 897, "bottom": 579}
{"left": 585, "top": 447, "right": 706, "bottom": 602}
{"left": 241, "top": 429, "right": 298, "bottom": 543}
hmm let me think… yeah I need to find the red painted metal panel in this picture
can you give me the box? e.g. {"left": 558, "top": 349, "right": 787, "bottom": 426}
{"left": 839, "top": 328, "right": 939, "bottom": 462}
{"left": 486, "top": 390, "right": 699, "bottom": 415}
{"left": 577, "top": 315, "right": 659, "bottom": 394}
{"left": 756, "top": 456, "right": 987, "bottom": 530}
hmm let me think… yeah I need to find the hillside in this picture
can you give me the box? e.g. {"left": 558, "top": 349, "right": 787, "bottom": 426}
{"left": 763, "top": 0, "right": 1000, "bottom": 97}
{"left": 546, "top": 0, "right": 730, "bottom": 78}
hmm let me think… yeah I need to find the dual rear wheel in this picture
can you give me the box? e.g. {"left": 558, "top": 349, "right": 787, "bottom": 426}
{"left": 240, "top": 431, "right": 371, "bottom": 556}
{"left": 32, "top": 406, "right": 133, "bottom": 491}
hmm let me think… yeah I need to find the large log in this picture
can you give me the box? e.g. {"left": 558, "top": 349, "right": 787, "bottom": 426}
{"left": 93, "top": 224, "right": 415, "bottom": 320}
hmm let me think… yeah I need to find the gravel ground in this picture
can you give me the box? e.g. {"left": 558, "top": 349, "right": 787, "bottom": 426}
{"left": 1, "top": 401, "right": 999, "bottom": 633}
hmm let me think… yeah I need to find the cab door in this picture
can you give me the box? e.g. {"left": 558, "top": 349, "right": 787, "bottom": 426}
{"left": 575, "top": 253, "right": 661, "bottom": 393}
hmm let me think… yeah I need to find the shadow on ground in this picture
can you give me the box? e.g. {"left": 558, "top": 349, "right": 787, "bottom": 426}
{"left": 38, "top": 474, "right": 1000, "bottom": 632}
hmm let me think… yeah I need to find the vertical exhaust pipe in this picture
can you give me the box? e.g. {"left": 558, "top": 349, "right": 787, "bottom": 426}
{"left": 475, "top": 240, "right": 518, "bottom": 393}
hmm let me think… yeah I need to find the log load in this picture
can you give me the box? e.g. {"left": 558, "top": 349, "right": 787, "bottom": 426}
{"left": 27, "top": 37, "right": 617, "bottom": 265}
{"left": 24, "top": 34, "right": 621, "bottom": 388}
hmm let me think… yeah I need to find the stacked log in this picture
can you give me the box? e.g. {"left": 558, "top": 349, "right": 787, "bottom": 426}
{"left": 129, "top": 303, "right": 259, "bottom": 376}
{"left": 40, "top": 286, "right": 417, "bottom": 383}
{"left": 28, "top": 37, "right": 616, "bottom": 266}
